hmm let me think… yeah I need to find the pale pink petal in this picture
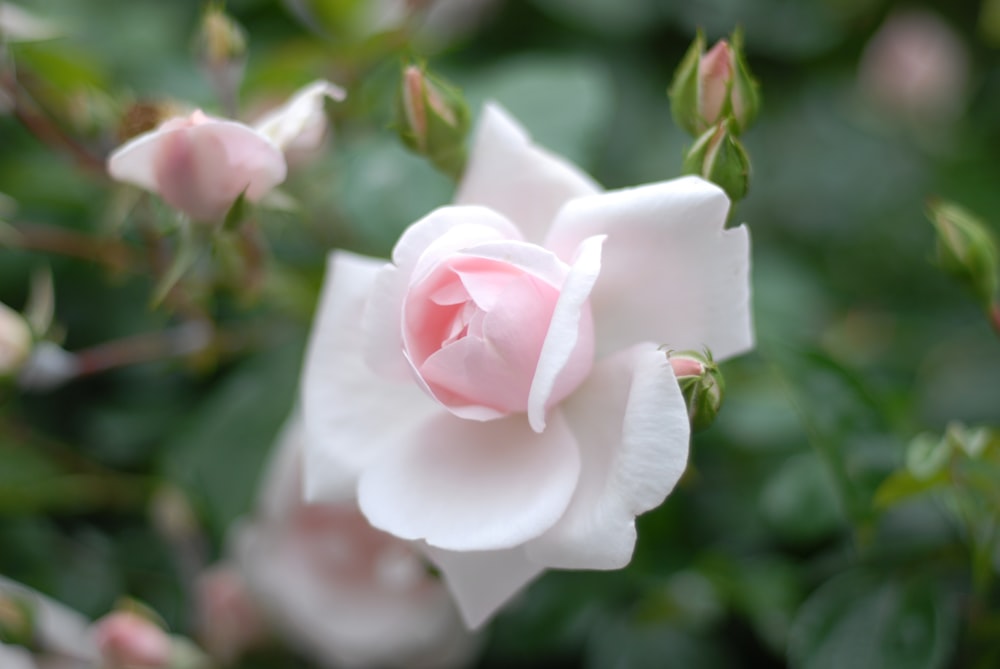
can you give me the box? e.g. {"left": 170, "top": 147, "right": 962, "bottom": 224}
{"left": 363, "top": 206, "right": 521, "bottom": 382}
{"left": 454, "top": 102, "right": 601, "bottom": 244}
{"left": 526, "top": 234, "right": 603, "bottom": 432}
{"left": 253, "top": 80, "right": 346, "bottom": 152}
{"left": 545, "top": 176, "right": 753, "bottom": 361}
{"left": 525, "top": 343, "right": 689, "bottom": 569}
{"left": 300, "top": 252, "right": 442, "bottom": 503}
{"left": 392, "top": 205, "right": 522, "bottom": 276}
{"left": 421, "top": 544, "right": 544, "bottom": 630}
{"left": 233, "top": 520, "right": 471, "bottom": 669}
{"left": 357, "top": 411, "right": 581, "bottom": 551}
{"left": 109, "top": 117, "right": 286, "bottom": 221}
{"left": 183, "top": 119, "right": 287, "bottom": 202}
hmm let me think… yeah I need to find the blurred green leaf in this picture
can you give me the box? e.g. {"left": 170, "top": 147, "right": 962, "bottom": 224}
{"left": 162, "top": 338, "right": 303, "bottom": 540}
{"left": 788, "top": 571, "right": 958, "bottom": 669}
{"left": 760, "top": 453, "right": 845, "bottom": 544}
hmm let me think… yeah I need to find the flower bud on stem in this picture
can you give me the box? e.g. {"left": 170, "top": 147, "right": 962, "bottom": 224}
{"left": 666, "top": 349, "right": 725, "bottom": 431}
{"left": 682, "top": 119, "right": 750, "bottom": 202}
{"left": 927, "top": 200, "right": 1000, "bottom": 333}
{"left": 194, "top": 4, "right": 247, "bottom": 117}
{"left": 396, "top": 63, "right": 470, "bottom": 180}
{"left": 669, "top": 28, "right": 761, "bottom": 137}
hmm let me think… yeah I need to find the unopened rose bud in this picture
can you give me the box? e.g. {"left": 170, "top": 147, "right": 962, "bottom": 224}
{"left": 0, "top": 593, "right": 34, "bottom": 647}
{"left": 196, "top": 6, "right": 247, "bottom": 68}
{"left": 396, "top": 63, "right": 470, "bottom": 179}
{"left": 0, "top": 302, "right": 33, "bottom": 378}
{"left": 194, "top": 5, "right": 247, "bottom": 107}
{"left": 94, "top": 611, "right": 172, "bottom": 669}
{"left": 669, "top": 30, "right": 760, "bottom": 137}
{"left": 682, "top": 120, "right": 750, "bottom": 202}
{"left": 668, "top": 350, "right": 724, "bottom": 431}
{"left": 927, "top": 200, "right": 1000, "bottom": 310}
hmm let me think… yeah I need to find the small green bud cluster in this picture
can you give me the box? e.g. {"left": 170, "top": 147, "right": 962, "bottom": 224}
{"left": 669, "top": 30, "right": 760, "bottom": 202}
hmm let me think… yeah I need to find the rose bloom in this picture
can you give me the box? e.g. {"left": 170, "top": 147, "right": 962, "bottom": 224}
{"left": 219, "top": 418, "right": 475, "bottom": 669}
{"left": 300, "top": 103, "right": 753, "bottom": 627}
{"left": 107, "top": 80, "right": 344, "bottom": 222}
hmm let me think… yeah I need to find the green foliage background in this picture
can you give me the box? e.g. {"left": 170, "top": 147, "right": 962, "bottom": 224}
{"left": 1, "top": 0, "right": 998, "bottom": 667}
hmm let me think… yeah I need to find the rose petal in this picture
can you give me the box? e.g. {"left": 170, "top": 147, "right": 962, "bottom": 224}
{"left": 525, "top": 343, "right": 689, "bottom": 569}
{"left": 357, "top": 410, "right": 581, "bottom": 551}
{"left": 392, "top": 205, "right": 522, "bottom": 275}
{"left": 0, "top": 575, "right": 98, "bottom": 663}
{"left": 257, "top": 415, "right": 319, "bottom": 518}
{"left": 108, "top": 116, "right": 286, "bottom": 221}
{"left": 526, "top": 234, "right": 603, "bottom": 432}
{"left": 0, "top": 643, "right": 34, "bottom": 669}
{"left": 364, "top": 206, "right": 521, "bottom": 382}
{"left": 253, "top": 80, "right": 346, "bottom": 152}
{"left": 234, "top": 518, "right": 466, "bottom": 668}
{"left": 421, "top": 544, "right": 544, "bottom": 630}
{"left": 301, "top": 252, "right": 441, "bottom": 503}
{"left": 455, "top": 102, "right": 601, "bottom": 244}
{"left": 545, "top": 176, "right": 753, "bottom": 361}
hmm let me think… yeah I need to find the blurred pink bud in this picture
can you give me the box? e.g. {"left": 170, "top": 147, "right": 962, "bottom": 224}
{"left": 0, "top": 301, "right": 32, "bottom": 377}
{"left": 196, "top": 565, "right": 267, "bottom": 666}
{"left": 669, "top": 355, "right": 705, "bottom": 378}
{"left": 859, "top": 10, "right": 970, "bottom": 122}
{"left": 107, "top": 110, "right": 286, "bottom": 222}
{"left": 93, "top": 612, "right": 171, "bottom": 669}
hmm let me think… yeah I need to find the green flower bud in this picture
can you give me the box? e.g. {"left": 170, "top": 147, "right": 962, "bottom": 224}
{"left": 927, "top": 200, "right": 1000, "bottom": 310}
{"left": 0, "top": 592, "right": 34, "bottom": 647}
{"left": 195, "top": 5, "right": 247, "bottom": 70}
{"left": 0, "top": 301, "right": 33, "bottom": 378}
{"left": 669, "top": 29, "right": 761, "bottom": 137}
{"left": 667, "top": 349, "right": 725, "bottom": 431}
{"left": 682, "top": 120, "right": 750, "bottom": 202}
{"left": 396, "top": 63, "right": 470, "bottom": 180}
{"left": 194, "top": 5, "right": 247, "bottom": 111}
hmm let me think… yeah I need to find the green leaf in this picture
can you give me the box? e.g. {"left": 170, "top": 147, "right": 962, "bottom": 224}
{"left": 874, "top": 469, "right": 948, "bottom": 509}
{"left": 788, "top": 571, "right": 958, "bottom": 669}
{"left": 760, "top": 453, "right": 845, "bottom": 544}
{"left": 161, "top": 338, "right": 303, "bottom": 540}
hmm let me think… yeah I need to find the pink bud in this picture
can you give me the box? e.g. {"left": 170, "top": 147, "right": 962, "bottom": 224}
{"left": 699, "top": 40, "right": 734, "bottom": 128}
{"left": 669, "top": 355, "right": 705, "bottom": 378}
{"left": 93, "top": 612, "right": 172, "bottom": 669}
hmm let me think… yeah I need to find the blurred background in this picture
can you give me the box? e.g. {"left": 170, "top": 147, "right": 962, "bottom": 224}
{"left": 1, "top": 0, "right": 998, "bottom": 667}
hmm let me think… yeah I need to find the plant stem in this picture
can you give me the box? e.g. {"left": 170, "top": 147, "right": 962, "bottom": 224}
{"left": 2, "top": 221, "right": 138, "bottom": 272}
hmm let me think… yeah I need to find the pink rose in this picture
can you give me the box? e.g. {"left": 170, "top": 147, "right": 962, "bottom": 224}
{"left": 107, "top": 80, "right": 344, "bottom": 222}
{"left": 226, "top": 419, "right": 475, "bottom": 669}
{"left": 301, "top": 103, "right": 753, "bottom": 627}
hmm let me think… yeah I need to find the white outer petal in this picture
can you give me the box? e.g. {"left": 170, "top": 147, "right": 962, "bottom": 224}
{"left": 525, "top": 344, "right": 690, "bottom": 569}
{"left": 455, "top": 102, "right": 601, "bottom": 244}
{"left": 300, "top": 251, "right": 442, "bottom": 503}
{"left": 357, "top": 410, "right": 581, "bottom": 551}
{"left": 545, "top": 176, "right": 753, "bottom": 361}
{"left": 0, "top": 644, "right": 35, "bottom": 669}
{"left": 421, "top": 544, "right": 544, "bottom": 630}
{"left": 253, "top": 80, "right": 346, "bottom": 152}
{"left": 527, "top": 234, "right": 604, "bottom": 432}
